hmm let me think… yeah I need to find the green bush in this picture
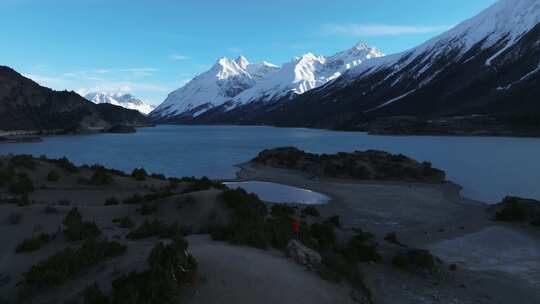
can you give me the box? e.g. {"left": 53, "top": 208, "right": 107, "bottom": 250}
{"left": 46, "top": 170, "right": 61, "bottom": 182}
{"left": 104, "top": 197, "right": 120, "bottom": 206}
{"left": 16, "top": 233, "right": 51, "bottom": 253}
{"left": 10, "top": 155, "right": 36, "bottom": 170}
{"left": 127, "top": 220, "right": 184, "bottom": 240}
{"left": 496, "top": 198, "right": 528, "bottom": 222}
{"left": 392, "top": 249, "right": 436, "bottom": 272}
{"left": 63, "top": 208, "right": 101, "bottom": 241}
{"left": 137, "top": 203, "right": 157, "bottom": 215}
{"left": 210, "top": 188, "right": 269, "bottom": 249}
{"left": 122, "top": 194, "right": 145, "bottom": 205}
{"left": 309, "top": 222, "right": 337, "bottom": 251}
{"left": 111, "top": 238, "right": 197, "bottom": 304}
{"left": 112, "top": 217, "right": 135, "bottom": 229}
{"left": 181, "top": 176, "right": 225, "bottom": 194}
{"left": 84, "top": 283, "right": 109, "bottom": 304}
{"left": 0, "top": 166, "right": 16, "bottom": 187}
{"left": 323, "top": 215, "right": 341, "bottom": 228}
{"left": 44, "top": 205, "right": 58, "bottom": 214}
{"left": 384, "top": 232, "right": 406, "bottom": 247}
{"left": 51, "top": 157, "right": 78, "bottom": 173}
{"left": 271, "top": 204, "right": 296, "bottom": 217}
{"left": 8, "top": 172, "right": 34, "bottom": 195}
{"left": 342, "top": 233, "right": 382, "bottom": 263}
{"left": 7, "top": 212, "right": 22, "bottom": 225}
{"left": 131, "top": 168, "right": 147, "bottom": 181}
{"left": 22, "top": 238, "right": 126, "bottom": 290}
{"left": 302, "top": 206, "right": 320, "bottom": 217}
{"left": 89, "top": 168, "right": 114, "bottom": 185}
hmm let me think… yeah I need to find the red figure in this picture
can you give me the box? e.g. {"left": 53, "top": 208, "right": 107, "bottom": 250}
{"left": 292, "top": 218, "right": 300, "bottom": 239}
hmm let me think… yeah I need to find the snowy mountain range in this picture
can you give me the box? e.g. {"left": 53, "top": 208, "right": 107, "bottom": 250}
{"left": 83, "top": 92, "right": 155, "bottom": 115}
{"left": 150, "top": 43, "right": 383, "bottom": 120}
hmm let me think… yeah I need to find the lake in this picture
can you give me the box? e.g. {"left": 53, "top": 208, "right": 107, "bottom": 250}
{"left": 1, "top": 124, "right": 539, "bottom": 204}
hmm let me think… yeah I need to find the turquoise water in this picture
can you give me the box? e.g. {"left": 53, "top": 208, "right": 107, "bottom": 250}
{"left": 225, "top": 181, "right": 330, "bottom": 205}
{"left": 1, "top": 124, "right": 540, "bottom": 203}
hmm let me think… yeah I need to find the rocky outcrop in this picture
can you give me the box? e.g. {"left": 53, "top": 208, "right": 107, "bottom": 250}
{"left": 286, "top": 239, "right": 322, "bottom": 269}
{"left": 253, "top": 147, "right": 446, "bottom": 183}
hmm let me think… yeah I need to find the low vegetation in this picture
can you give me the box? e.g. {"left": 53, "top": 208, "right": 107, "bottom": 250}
{"left": 46, "top": 170, "right": 61, "bottom": 182}
{"left": 44, "top": 156, "right": 79, "bottom": 173}
{"left": 180, "top": 176, "right": 226, "bottom": 194}
{"left": 137, "top": 203, "right": 158, "bottom": 215}
{"left": 127, "top": 220, "right": 187, "bottom": 240}
{"left": 21, "top": 238, "right": 126, "bottom": 291}
{"left": 10, "top": 155, "right": 36, "bottom": 170}
{"left": 253, "top": 147, "right": 446, "bottom": 183}
{"left": 104, "top": 197, "right": 120, "bottom": 206}
{"left": 112, "top": 216, "right": 135, "bottom": 229}
{"left": 302, "top": 206, "right": 320, "bottom": 217}
{"left": 15, "top": 233, "right": 51, "bottom": 253}
{"left": 392, "top": 249, "right": 437, "bottom": 273}
{"left": 495, "top": 196, "right": 540, "bottom": 227}
{"left": 131, "top": 168, "right": 147, "bottom": 181}
{"left": 7, "top": 212, "right": 22, "bottom": 225}
{"left": 83, "top": 238, "right": 197, "bottom": 304}
{"left": 63, "top": 208, "right": 101, "bottom": 241}
{"left": 8, "top": 172, "right": 34, "bottom": 195}
{"left": 89, "top": 168, "right": 114, "bottom": 185}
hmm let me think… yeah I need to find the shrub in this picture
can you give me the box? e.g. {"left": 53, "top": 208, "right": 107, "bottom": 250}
{"left": 122, "top": 194, "right": 145, "bottom": 205}
{"left": 271, "top": 204, "right": 296, "bottom": 217}
{"left": 63, "top": 208, "right": 101, "bottom": 241}
{"left": 309, "top": 222, "right": 337, "bottom": 251}
{"left": 392, "top": 249, "right": 436, "bottom": 272}
{"left": 324, "top": 215, "right": 341, "bottom": 228}
{"left": 46, "top": 170, "right": 61, "bottom": 182}
{"left": 8, "top": 172, "right": 34, "bottom": 195}
{"left": 7, "top": 213, "right": 22, "bottom": 225}
{"left": 111, "top": 238, "right": 197, "bottom": 304}
{"left": 384, "top": 232, "right": 406, "bottom": 247}
{"left": 44, "top": 205, "right": 58, "bottom": 214}
{"left": 264, "top": 215, "right": 294, "bottom": 249}
{"left": 342, "top": 233, "right": 382, "bottom": 263}
{"left": 104, "top": 197, "right": 120, "bottom": 206}
{"left": 127, "top": 220, "right": 185, "bottom": 240}
{"left": 58, "top": 199, "right": 71, "bottom": 206}
{"left": 532, "top": 215, "right": 540, "bottom": 227}
{"left": 302, "top": 206, "right": 320, "bottom": 217}
{"left": 15, "top": 233, "right": 51, "bottom": 253}
{"left": 22, "top": 238, "right": 126, "bottom": 290}
{"left": 181, "top": 176, "right": 225, "bottom": 194}
{"left": 50, "top": 157, "right": 78, "bottom": 173}
{"left": 210, "top": 188, "right": 269, "bottom": 249}
{"left": 89, "top": 169, "right": 113, "bottom": 185}
{"left": 496, "top": 198, "right": 528, "bottom": 222}
{"left": 0, "top": 166, "right": 16, "bottom": 187}
{"left": 10, "top": 155, "right": 36, "bottom": 170}
{"left": 84, "top": 283, "right": 109, "bottom": 304}
{"left": 131, "top": 168, "right": 147, "bottom": 181}
{"left": 150, "top": 173, "right": 166, "bottom": 180}
{"left": 112, "top": 217, "right": 135, "bottom": 229}
{"left": 137, "top": 203, "right": 157, "bottom": 215}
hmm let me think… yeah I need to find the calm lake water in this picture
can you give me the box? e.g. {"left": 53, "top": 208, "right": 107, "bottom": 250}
{"left": 225, "top": 181, "right": 330, "bottom": 205}
{"left": 1, "top": 125, "right": 539, "bottom": 204}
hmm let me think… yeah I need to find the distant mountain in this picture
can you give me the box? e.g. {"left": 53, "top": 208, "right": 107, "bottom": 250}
{"left": 149, "top": 42, "right": 383, "bottom": 122}
{"left": 83, "top": 92, "right": 155, "bottom": 115}
{"left": 0, "top": 66, "right": 147, "bottom": 133}
{"left": 178, "top": 0, "right": 540, "bottom": 133}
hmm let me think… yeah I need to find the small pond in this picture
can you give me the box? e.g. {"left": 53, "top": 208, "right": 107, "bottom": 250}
{"left": 224, "top": 181, "right": 330, "bottom": 205}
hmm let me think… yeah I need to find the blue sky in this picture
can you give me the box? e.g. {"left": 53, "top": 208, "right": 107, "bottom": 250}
{"left": 0, "top": 0, "right": 497, "bottom": 105}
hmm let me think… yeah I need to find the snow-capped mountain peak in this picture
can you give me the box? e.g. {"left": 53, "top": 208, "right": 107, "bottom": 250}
{"left": 83, "top": 92, "right": 155, "bottom": 115}
{"left": 235, "top": 56, "right": 250, "bottom": 69}
{"left": 151, "top": 41, "right": 383, "bottom": 119}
